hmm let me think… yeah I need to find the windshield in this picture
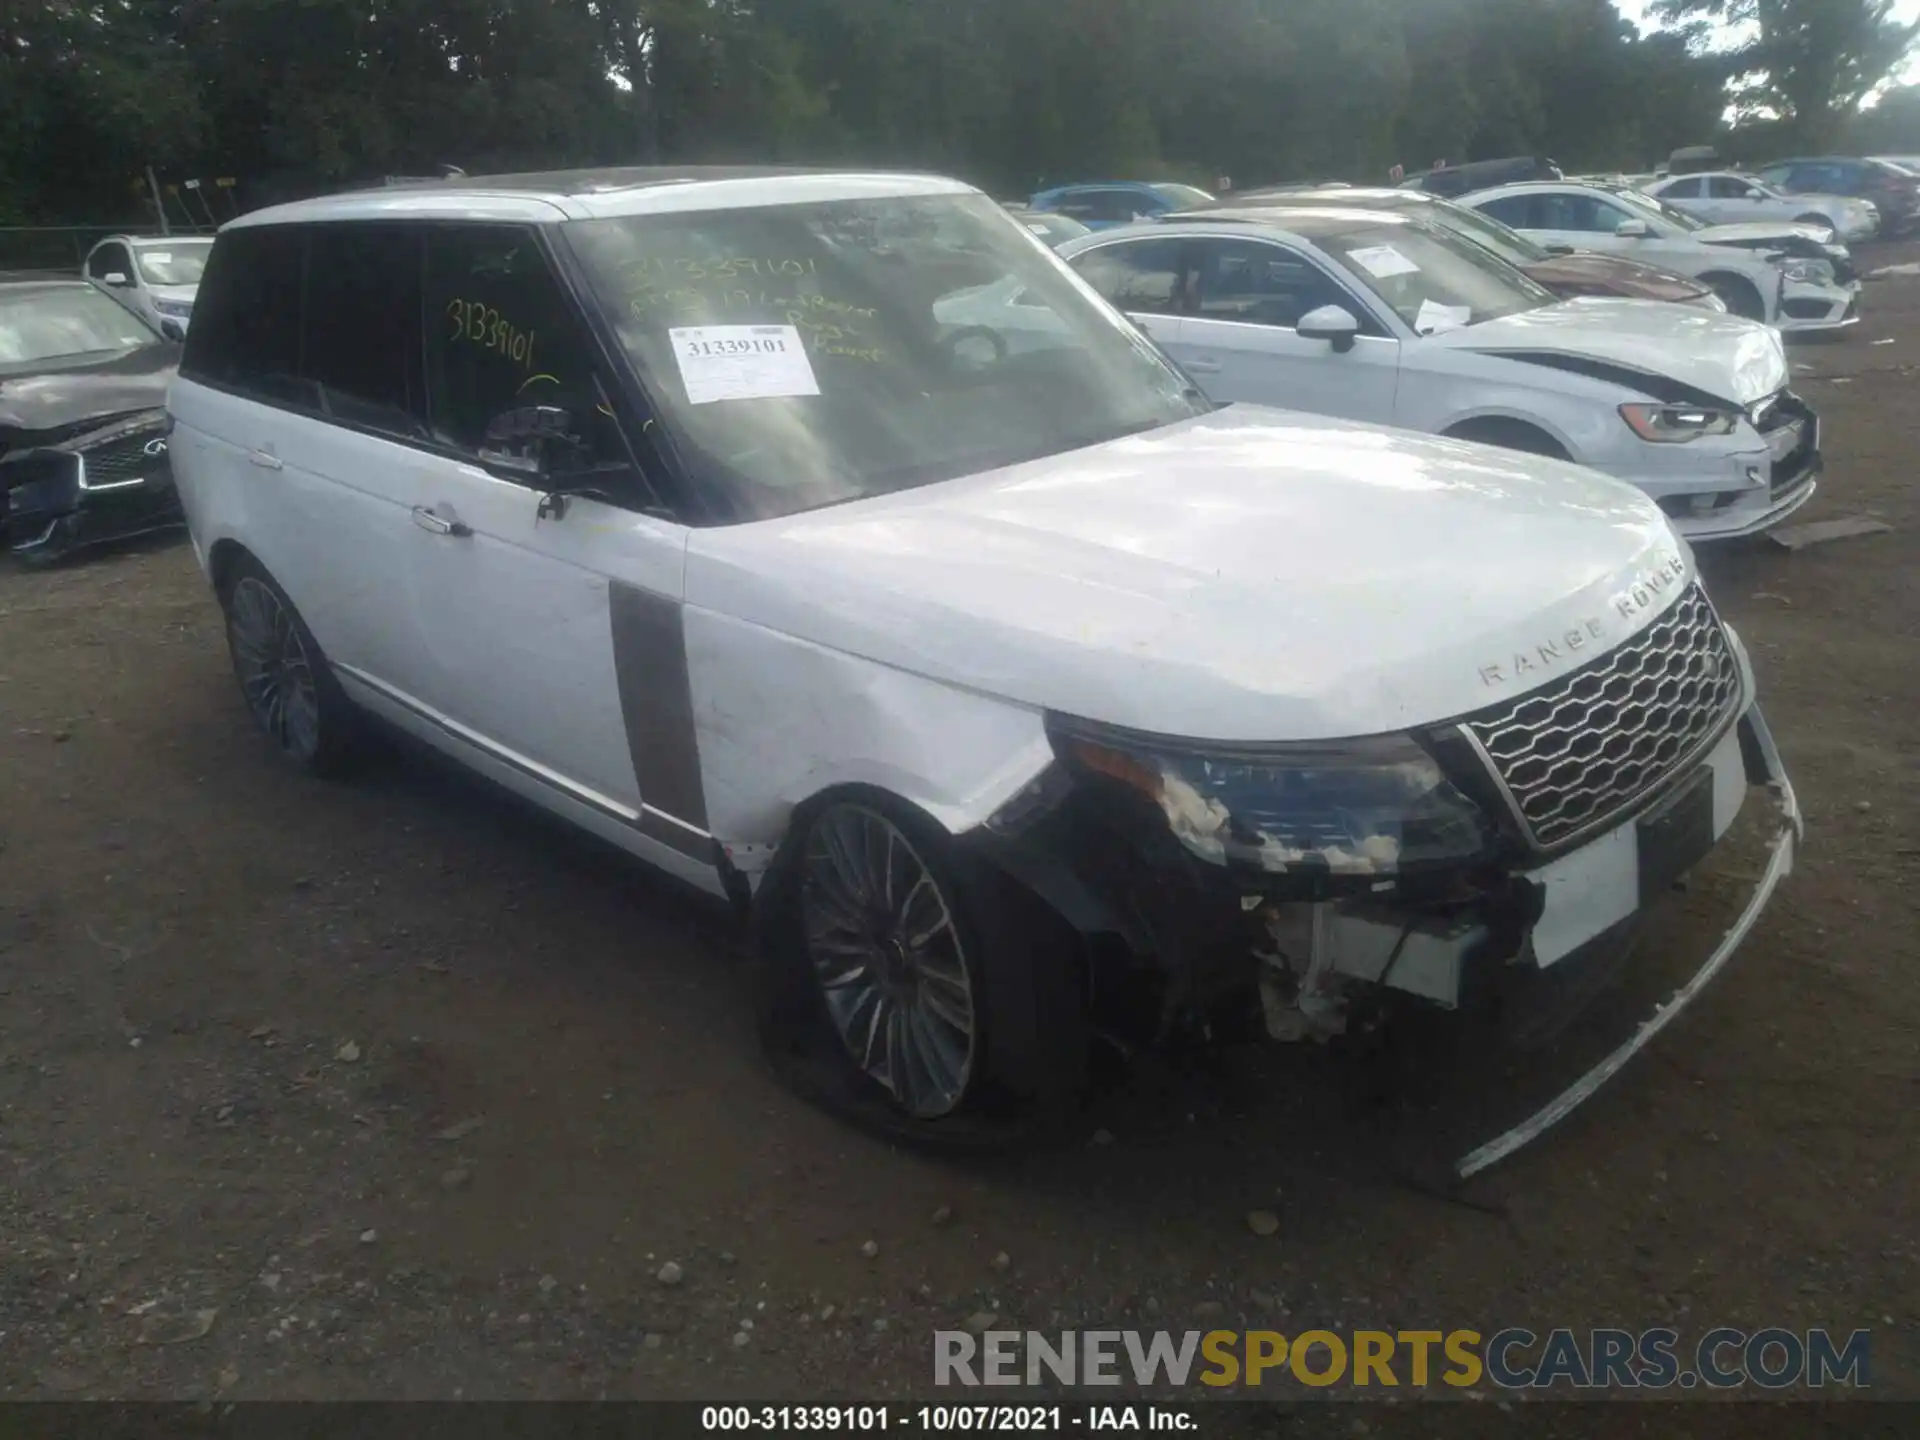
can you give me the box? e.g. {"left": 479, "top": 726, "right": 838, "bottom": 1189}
{"left": 0, "top": 286, "right": 158, "bottom": 368}
{"left": 1318, "top": 221, "right": 1554, "bottom": 334}
{"left": 1424, "top": 197, "right": 1550, "bottom": 265}
{"left": 133, "top": 240, "right": 213, "bottom": 287}
{"left": 1612, "top": 187, "right": 1705, "bottom": 232}
{"left": 565, "top": 192, "right": 1207, "bottom": 524}
{"left": 1152, "top": 183, "right": 1215, "bottom": 208}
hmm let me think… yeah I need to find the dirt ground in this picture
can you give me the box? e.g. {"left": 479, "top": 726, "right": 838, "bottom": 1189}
{"left": 4, "top": 250, "right": 1919, "bottom": 1433}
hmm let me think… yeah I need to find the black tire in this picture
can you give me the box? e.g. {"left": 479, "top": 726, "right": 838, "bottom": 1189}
{"left": 1445, "top": 418, "right": 1570, "bottom": 460}
{"left": 751, "top": 786, "right": 1088, "bottom": 1151}
{"left": 1703, "top": 273, "right": 1766, "bottom": 320}
{"left": 217, "top": 553, "right": 362, "bottom": 776}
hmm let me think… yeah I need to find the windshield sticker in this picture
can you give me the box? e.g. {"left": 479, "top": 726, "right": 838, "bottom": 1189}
{"left": 669, "top": 324, "right": 820, "bottom": 405}
{"left": 1347, "top": 244, "right": 1421, "bottom": 279}
{"left": 143, "top": 251, "right": 173, "bottom": 265}
{"left": 1414, "top": 299, "right": 1472, "bottom": 335}
{"left": 1026, "top": 223, "right": 1051, "bottom": 234}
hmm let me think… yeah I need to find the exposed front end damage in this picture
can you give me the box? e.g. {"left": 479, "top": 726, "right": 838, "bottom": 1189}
{"left": 1, "top": 409, "right": 180, "bottom": 562}
{"left": 961, "top": 588, "right": 1800, "bottom": 1178}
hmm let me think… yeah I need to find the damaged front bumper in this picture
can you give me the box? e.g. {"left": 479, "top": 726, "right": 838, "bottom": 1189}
{"left": 1454, "top": 703, "right": 1800, "bottom": 1178}
{"left": 968, "top": 645, "right": 1800, "bottom": 1177}
{"left": 1, "top": 413, "right": 181, "bottom": 561}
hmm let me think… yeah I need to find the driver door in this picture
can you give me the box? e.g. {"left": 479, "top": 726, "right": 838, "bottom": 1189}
{"left": 1174, "top": 236, "right": 1399, "bottom": 422}
{"left": 402, "top": 223, "right": 706, "bottom": 868}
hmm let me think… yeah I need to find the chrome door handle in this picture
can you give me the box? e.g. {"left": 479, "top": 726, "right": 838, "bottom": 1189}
{"left": 412, "top": 505, "right": 471, "bottom": 538}
{"left": 245, "top": 448, "right": 282, "bottom": 470}
{"left": 1185, "top": 359, "right": 1222, "bottom": 374}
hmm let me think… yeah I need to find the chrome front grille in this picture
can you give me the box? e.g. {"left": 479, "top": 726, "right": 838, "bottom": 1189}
{"left": 1463, "top": 584, "right": 1743, "bottom": 850}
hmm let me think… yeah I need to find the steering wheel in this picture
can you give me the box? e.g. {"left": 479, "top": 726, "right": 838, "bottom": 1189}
{"left": 937, "top": 324, "right": 1010, "bottom": 370}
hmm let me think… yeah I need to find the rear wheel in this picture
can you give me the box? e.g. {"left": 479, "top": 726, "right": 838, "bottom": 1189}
{"left": 753, "top": 788, "right": 1088, "bottom": 1149}
{"left": 219, "top": 555, "right": 361, "bottom": 776}
{"left": 1703, "top": 273, "right": 1766, "bottom": 320}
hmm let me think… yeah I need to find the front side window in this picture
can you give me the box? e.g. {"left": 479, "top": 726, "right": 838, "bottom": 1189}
{"left": 1070, "top": 238, "right": 1187, "bottom": 315}
{"left": 0, "top": 285, "right": 159, "bottom": 369}
{"left": 1535, "top": 192, "right": 1635, "bottom": 233}
{"left": 1426, "top": 198, "right": 1548, "bottom": 265}
{"left": 564, "top": 193, "right": 1204, "bottom": 525}
{"left": 1707, "top": 176, "right": 1751, "bottom": 199}
{"left": 1188, "top": 238, "right": 1356, "bottom": 330}
{"left": 86, "top": 244, "right": 132, "bottom": 281}
{"left": 1663, "top": 178, "right": 1706, "bottom": 199}
{"left": 1474, "top": 194, "right": 1537, "bottom": 230}
{"left": 421, "top": 224, "right": 628, "bottom": 472}
{"left": 133, "top": 240, "right": 214, "bottom": 288}
{"left": 180, "top": 227, "right": 305, "bottom": 398}
{"left": 1612, "top": 187, "right": 1703, "bottom": 233}
{"left": 1317, "top": 221, "right": 1553, "bottom": 334}
{"left": 302, "top": 224, "right": 428, "bottom": 439}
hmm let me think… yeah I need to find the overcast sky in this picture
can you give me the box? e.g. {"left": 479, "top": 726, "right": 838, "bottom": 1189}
{"left": 1614, "top": 0, "right": 1920, "bottom": 87}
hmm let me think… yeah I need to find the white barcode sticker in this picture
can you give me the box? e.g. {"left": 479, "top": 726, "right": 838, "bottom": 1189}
{"left": 1347, "top": 244, "right": 1420, "bottom": 279}
{"left": 668, "top": 324, "right": 820, "bottom": 405}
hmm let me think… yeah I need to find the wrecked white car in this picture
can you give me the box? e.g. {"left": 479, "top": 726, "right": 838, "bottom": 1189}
{"left": 166, "top": 168, "right": 1800, "bottom": 1175}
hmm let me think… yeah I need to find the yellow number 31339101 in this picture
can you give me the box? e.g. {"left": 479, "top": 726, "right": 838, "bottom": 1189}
{"left": 446, "top": 298, "right": 535, "bottom": 370}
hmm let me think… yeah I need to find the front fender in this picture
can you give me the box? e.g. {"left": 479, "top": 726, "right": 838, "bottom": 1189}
{"left": 684, "top": 605, "right": 1054, "bottom": 871}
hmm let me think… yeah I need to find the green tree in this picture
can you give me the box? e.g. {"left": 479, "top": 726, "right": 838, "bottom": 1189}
{"left": 1652, "top": 0, "right": 1920, "bottom": 145}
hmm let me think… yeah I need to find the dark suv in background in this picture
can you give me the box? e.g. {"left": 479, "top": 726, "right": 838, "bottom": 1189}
{"left": 1754, "top": 157, "right": 1920, "bottom": 237}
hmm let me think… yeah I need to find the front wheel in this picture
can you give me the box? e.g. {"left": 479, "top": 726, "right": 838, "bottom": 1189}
{"left": 1704, "top": 273, "right": 1767, "bottom": 321}
{"left": 753, "top": 788, "right": 1087, "bottom": 1149}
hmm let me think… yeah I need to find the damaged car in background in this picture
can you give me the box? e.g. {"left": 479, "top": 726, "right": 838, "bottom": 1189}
{"left": 1221, "top": 184, "right": 1729, "bottom": 310}
{"left": 1057, "top": 207, "right": 1823, "bottom": 541}
{"left": 167, "top": 169, "right": 1799, "bottom": 1180}
{"left": 1460, "top": 180, "right": 1860, "bottom": 332}
{"left": 1, "top": 272, "right": 183, "bottom": 565}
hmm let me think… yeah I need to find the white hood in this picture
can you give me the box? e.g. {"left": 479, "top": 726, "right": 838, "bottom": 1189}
{"left": 149, "top": 283, "right": 198, "bottom": 305}
{"left": 1421, "top": 297, "right": 1788, "bottom": 406}
{"left": 686, "top": 407, "right": 1691, "bottom": 742}
{"left": 1695, "top": 220, "right": 1833, "bottom": 248}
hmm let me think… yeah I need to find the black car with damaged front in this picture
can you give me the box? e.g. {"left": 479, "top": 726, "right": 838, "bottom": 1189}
{"left": 0, "top": 276, "right": 184, "bottom": 565}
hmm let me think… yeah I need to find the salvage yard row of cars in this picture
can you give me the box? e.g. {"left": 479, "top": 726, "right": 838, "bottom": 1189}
{"left": 0, "top": 160, "right": 1842, "bottom": 1176}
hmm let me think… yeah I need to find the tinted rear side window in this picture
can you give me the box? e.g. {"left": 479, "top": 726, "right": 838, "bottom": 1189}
{"left": 181, "top": 227, "right": 305, "bottom": 399}
{"left": 303, "top": 224, "right": 429, "bottom": 439}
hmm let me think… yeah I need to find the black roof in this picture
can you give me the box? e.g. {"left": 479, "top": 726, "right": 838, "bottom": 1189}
{"left": 370, "top": 164, "right": 893, "bottom": 197}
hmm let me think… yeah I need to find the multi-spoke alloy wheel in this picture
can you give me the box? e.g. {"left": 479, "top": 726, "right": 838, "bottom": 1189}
{"left": 800, "top": 801, "right": 979, "bottom": 1119}
{"left": 227, "top": 575, "right": 322, "bottom": 763}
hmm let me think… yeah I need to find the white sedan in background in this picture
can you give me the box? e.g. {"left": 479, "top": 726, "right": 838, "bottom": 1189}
{"left": 1460, "top": 180, "right": 1860, "bottom": 332}
{"left": 82, "top": 234, "right": 212, "bottom": 335}
{"left": 1051, "top": 206, "right": 1822, "bottom": 541}
{"left": 1641, "top": 172, "right": 1879, "bottom": 243}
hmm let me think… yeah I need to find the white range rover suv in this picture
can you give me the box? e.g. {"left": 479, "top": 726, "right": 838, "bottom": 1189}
{"left": 165, "top": 167, "right": 1801, "bottom": 1175}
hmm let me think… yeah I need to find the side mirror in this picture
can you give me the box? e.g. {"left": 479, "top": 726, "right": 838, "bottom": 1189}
{"left": 1297, "top": 304, "right": 1360, "bottom": 353}
{"left": 1614, "top": 219, "right": 1650, "bottom": 238}
{"left": 102, "top": 271, "right": 132, "bottom": 287}
{"left": 159, "top": 318, "right": 185, "bottom": 342}
{"left": 477, "top": 404, "right": 584, "bottom": 482}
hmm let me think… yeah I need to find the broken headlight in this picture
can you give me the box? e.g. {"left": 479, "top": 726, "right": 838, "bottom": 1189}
{"left": 1050, "top": 722, "right": 1495, "bottom": 876}
{"left": 1619, "top": 403, "right": 1740, "bottom": 443}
